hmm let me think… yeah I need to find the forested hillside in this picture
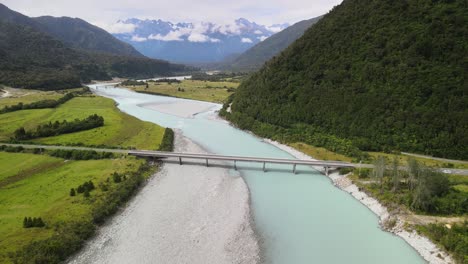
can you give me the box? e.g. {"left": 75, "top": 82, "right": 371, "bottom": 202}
{"left": 225, "top": 16, "right": 321, "bottom": 71}
{"left": 34, "top": 16, "right": 143, "bottom": 57}
{"left": 226, "top": 0, "right": 467, "bottom": 159}
{"left": 0, "top": 4, "right": 189, "bottom": 90}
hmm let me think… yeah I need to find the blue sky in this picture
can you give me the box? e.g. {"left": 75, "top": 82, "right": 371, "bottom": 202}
{"left": 2, "top": 0, "right": 342, "bottom": 30}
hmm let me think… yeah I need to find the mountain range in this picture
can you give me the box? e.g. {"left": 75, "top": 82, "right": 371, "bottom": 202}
{"left": 0, "top": 4, "right": 188, "bottom": 90}
{"left": 225, "top": 0, "right": 467, "bottom": 160}
{"left": 221, "top": 16, "right": 322, "bottom": 71}
{"left": 112, "top": 18, "right": 289, "bottom": 63}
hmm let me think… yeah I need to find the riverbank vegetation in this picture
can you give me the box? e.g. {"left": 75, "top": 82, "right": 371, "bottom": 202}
{"left": 14, "top": 114, "right": 104, "bottom": 140}
{"left": 0, "top": 151, "right": 156, "bottom": 263}
{"left": 416, "top": 223, "right": 467, "bottom": 263}
{"left": 0, "top": 90, "right": 165, "bottom": 149}
{"left": 122, "top": 78, "right": 239, "bottom": 103}
{"left": 0, "top": 91, "right": 78, "bottom": 114}
{"left": 227, "top": 0, "right": 467, "bottom": 160}
{"left": 0, "top": 88, "right": 172, "bottom": 262}
{"left": 347, "top": 157, "right": 467, "bottom": 262}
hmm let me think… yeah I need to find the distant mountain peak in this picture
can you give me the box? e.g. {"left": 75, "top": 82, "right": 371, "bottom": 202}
{"left": 111, "top": 17, "right": 289, "bottom": 63}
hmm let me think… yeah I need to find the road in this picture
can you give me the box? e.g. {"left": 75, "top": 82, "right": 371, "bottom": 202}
{"left": 2, "top": 143, "right": 468, "bottom": 175}
{"left": 401, "top": 152, "right": 468, "bottom": 164}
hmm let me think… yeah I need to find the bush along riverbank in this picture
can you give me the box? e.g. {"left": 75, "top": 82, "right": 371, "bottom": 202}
{"left": 343, "top": 157, "right": 466, "bottom": 263}
{"left": 8, "top": 129, "right": 175, "bottom": 264}
{"left": 225, "top": 120, "right": 462, "bottom": 264}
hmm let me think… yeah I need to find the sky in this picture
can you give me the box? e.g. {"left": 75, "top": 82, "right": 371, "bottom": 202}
{"left": 2, "top": 0, "right": 343, "bottom": 32}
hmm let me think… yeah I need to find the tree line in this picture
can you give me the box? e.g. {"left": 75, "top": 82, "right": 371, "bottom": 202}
{"left": 158, "top": 128, "right": 174, "bottom": 152}
{"left": 13, "top": 114, "right": 104, "bottom": 140}
{"left": 227, "top": 0, "right": 467, "bottom": 160}
{"left": 0, "top": 92, "right": 75, "bottom": 114}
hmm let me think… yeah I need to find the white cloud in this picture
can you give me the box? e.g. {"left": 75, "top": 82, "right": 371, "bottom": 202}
{"left": 241, "top": 37, "right": 253, "bottom": 43}
{"left": 148, "top": 31, "right": 185, "bottom": 41}
{"left": 258, "top": 35, "right": 268, "bottom": 41}
{"left": 254, "top": 29, "right": 263, "bottom": 34}
{"left": 266, "top": 25, "right": 283, "bottom": 33}
{"left": 187, "top": 33, "right": 209, "bottom": 42}
{"left": 187, "top": 33, "right": 220, "bottom": 43}
{"left": 215, "top": 23, "right": 242, "bottom": 35}
{"left": 102, "top": 22, "right": 136, "bottom": 34}
{"left": 1, "top": 0, "right": 343, "bottom": 30}
{"left": 130, "top": 35, "right": 147, "bottom": 42}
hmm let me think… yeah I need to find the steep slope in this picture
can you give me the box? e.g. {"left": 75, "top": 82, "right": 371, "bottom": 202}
{"left": 0, "top": 20, "right": 85, "bottom": 88}
{"left": 226, "top": 0, "right": 467, "bottom": 159}
{"left": 226, "top": 16, "right": 322, "bottom": 71}
{"left": 0, "top": 5, "right": 189, "bottom": 90}
{"left": 33, "top": 16, "right": 144, "bottom": 57}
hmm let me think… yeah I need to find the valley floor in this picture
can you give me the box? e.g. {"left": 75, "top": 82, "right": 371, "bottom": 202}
{"left": 67, "top": 132, "right": 260, "bottom": 264}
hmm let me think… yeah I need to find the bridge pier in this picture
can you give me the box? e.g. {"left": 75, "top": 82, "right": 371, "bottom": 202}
{"left": 206, "top": 158, "right": 209, "bottom": 167}
{"left": 324, "top": 166, "right": 329, "bottom": 176}
{"left": 263, "top": 162, "right": 266, "bottom": 172}
{"left": 234, "top": 160, "right": 237, "bottom": 170}
{"left": 293, "top": 164, "right": 296, "bottom": 174}
{"left": 179, "top": 157, "right": 182, "bottom": 165}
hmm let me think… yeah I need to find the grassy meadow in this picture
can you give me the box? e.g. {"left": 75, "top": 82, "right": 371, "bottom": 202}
{"left": 0, "top": 94, "right": 165, "bottom": 150}
{"left": 123, "top": 79, "right": 238, "bottom": 103}
{"left": 289, "top": 142, "right": 468, "bottom": 169}
{"left": 0, "top": 88, "right": 167, "bottom": 262}
{"left": 0, "top": 88, "right": 74, "bottom": 108}
{"left": 0, "top": 152, "right": 147, "bottom": 262}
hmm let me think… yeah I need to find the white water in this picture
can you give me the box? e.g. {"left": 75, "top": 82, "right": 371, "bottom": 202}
{"left": 84, "top": 84, "right": 425, "bottom": 264}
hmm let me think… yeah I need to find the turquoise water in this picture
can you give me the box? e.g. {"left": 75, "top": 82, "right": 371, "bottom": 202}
{"left": 90, "top": 85, "right": 425, "bottom": 264}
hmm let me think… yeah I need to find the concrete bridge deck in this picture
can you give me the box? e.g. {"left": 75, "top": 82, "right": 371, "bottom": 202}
{"left": 2, "top": 143, "right": 467, "bottom": 175}
{"left": 128, "top": 150, "right": 354, "bottom": 174}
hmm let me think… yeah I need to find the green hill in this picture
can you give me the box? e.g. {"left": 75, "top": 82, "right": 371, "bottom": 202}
{"left": 226, "top": 16, "right": 321, "bottom": 71}
{"left": 0, "top": 4, "right": 189, "bottom": 90}
{"left": 225, "top": 0, "right": 467, "bottom": 160}
{"left": 33, "top": 16, "right": 143, "bottom": 57}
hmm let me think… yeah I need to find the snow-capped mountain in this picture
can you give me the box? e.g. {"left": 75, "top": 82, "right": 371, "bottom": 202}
{"left": 111, "top": 18, "right": 289, "bottom": 63}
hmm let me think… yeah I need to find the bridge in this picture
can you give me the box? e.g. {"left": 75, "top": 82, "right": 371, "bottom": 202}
{"left": 3, "top": 143, "right": 467, "bottom": 175}
{"left": 128, "top": 150, "right": 354, "bottom": 174}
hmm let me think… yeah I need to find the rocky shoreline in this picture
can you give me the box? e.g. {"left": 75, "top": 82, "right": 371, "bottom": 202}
{"left": 263, "top": 138, "right": 454, "bottom": 264}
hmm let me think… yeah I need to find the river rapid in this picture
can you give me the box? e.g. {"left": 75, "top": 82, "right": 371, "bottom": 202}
{"left": 72, "top": 84, "right": 425, "bottom": 264}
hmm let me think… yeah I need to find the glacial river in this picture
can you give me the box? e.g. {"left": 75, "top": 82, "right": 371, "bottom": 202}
{"left": 88, "top": 84, "right": 424, "bottom": 264}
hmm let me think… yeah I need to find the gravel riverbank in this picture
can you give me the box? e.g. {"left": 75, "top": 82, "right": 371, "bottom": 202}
{"left": 263, "top": 139, "right": 454, "bottom": 264}
{"left": 68, "top": 132, "right": 259, "bottom": 264}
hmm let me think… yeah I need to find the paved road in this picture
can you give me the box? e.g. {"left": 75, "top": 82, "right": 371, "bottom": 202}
{"left": 401, "top": 152, "right": 468, "bottom": 164}
{"left": 2, "top": 143, "right": 468, "bottom": 176}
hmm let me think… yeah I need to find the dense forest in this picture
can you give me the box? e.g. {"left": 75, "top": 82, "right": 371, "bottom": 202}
{"left": 224, "top": 16, "right": 321, "bottom": 71}
{"left": 226, "top": 0, "right": 467, "bottom": 159}
{"left": 0, "top": 4, "right": 190, "bottom": 90}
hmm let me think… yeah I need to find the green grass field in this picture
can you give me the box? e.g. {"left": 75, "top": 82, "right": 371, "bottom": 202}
{"left": 0, "top": 95, "right": 165, "bottom": 150}
{"left": 289, "top": 142, "right": 468, "bottom": 169}
{"left": 0, "top": 89, "right": 62, "bottom": 108}
{"left": 0, "top": 89, "right": 167, "bottom": 262}
{"left": 124, "top": 79, "right": 238, "bottom": 103}
{"left": 0, "top": 152, "right": 146, "bottom": 262}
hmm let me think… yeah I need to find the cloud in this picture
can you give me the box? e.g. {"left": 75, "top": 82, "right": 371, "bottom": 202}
{"left": 241, "top": 37, "right": 253, "bottom": 43}
{"left": 130, "top": 35, "right": 147, "bottom": 42}
{"left": 266, "top": 25, "right": 283, "bottom": 33}
{"left": 1, "top": 0, "right": 343, "bottom": 30}
{"left": 258, "top": 35, "right": 268, "bottom": 41}
{"left": 148, "top": 31, "right": 185, "bottom": 41}
{"left": 187, "top": 33, "right": 221, "bottom": 43}
{"left": 103, "top": 21, "right": 136, "bottom": 34}
{"left": 254, "top": 29, "right": 263, "bottom": 34}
